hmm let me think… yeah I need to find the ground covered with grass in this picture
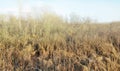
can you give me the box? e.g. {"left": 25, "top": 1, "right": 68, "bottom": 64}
{"left": 0, "top": 14, "right": 120, "bottom": 71}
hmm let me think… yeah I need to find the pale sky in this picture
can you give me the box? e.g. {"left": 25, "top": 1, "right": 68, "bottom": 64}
{"left": 0, "top": 0, "right": 120, "bottom": 22}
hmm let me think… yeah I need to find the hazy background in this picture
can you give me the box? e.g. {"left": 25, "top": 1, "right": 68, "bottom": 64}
{"left": 0, "top": 0, "right": 120, "bottom": 22}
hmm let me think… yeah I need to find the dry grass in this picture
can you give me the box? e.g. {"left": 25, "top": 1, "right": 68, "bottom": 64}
{"left": 0, "top": 13, "right": 120, "bottom": 71}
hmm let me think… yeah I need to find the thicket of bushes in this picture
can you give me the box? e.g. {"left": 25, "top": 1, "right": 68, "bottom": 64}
{"left": 0, "top": 13, "right": 120, "bottom": 71}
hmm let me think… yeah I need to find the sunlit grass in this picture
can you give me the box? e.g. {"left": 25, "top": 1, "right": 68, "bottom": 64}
{"left": 0, "top": 13, "right": 120, "bottom": 71}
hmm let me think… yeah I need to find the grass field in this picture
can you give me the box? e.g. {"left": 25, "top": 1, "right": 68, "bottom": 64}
{"left": 0, "top": 14, "right": 120, "bottom": 71}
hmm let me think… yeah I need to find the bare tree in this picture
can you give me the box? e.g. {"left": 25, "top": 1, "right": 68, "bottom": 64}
{"left": 17, "top": 0, "right": 22, "bottom": 30}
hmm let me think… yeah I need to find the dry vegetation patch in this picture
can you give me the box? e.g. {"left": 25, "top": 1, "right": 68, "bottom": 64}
{"left": 0, "top": 14, "right": 120, "bottom": 71}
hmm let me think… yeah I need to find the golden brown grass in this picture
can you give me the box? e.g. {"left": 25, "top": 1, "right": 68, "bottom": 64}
{"left": 0, "top": 13, "right": 120, "bottom": 71}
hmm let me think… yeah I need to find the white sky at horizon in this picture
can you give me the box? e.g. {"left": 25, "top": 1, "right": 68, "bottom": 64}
{"left": 0, "top": 0, "right": 120, "bottom": 22}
